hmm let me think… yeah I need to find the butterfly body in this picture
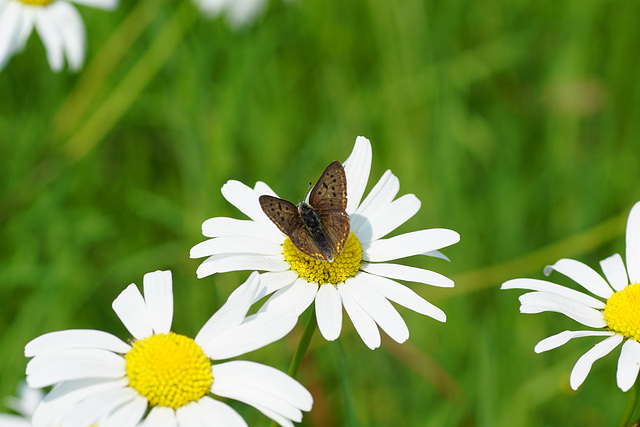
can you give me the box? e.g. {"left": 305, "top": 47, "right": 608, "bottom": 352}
{"left": 259, "top": 161, "right": 350, "bottom": 262}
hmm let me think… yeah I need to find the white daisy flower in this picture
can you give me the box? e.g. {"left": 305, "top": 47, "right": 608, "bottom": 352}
{"left": 0, "top": 0, "right": 118, "bottom": 72}
{"left": 502, "top": 201, "right": 640, "bottom": 392}
{"left": 24, "top": 270, "right": 312, "bottom": 427}
{"left": 0, "top": 382, "right": 44, "bottom": 426}
{"left": 190, "top": 136, "right": 460, "bottom": 350}
{"left": 193, "top": 0, "right": 294, "bottom": 28}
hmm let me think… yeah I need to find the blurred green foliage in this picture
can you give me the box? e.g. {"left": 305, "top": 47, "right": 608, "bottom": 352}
{"left": 2, "top": 0, "right": 640, "bottom": 425}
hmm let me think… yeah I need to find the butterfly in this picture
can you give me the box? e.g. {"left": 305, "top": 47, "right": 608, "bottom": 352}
{"left": 259, "top": 160, "right": 350, "bottom": 262}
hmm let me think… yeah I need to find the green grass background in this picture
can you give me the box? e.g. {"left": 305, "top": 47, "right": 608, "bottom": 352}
{"left": 2, "top": 0, "right": 640, "bottom": 425}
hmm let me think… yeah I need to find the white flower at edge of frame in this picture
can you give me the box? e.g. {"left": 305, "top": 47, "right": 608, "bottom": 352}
{"left": 190, "top": 136, "right": 460, "bottom": 350}
{"left": 0, "top": 0, "right": 118, "bottom": 72}
{"left": 502, "top": 201, "right": 640, "bottom": 392}
{"left": 24, "top": 270, "right": 312, "bottom": 427}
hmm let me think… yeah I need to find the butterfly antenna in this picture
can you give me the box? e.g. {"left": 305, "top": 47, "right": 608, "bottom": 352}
{"left": 301, "top": 181, "right": 313, "bottom": 203}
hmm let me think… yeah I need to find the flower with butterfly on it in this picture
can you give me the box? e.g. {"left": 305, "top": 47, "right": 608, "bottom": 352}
{"left": 0, "top": 0, "right": 118, "bottom": 72}
{"left": 502, "top": 201, "right": 640, "bottom": 392}
{"left": 190, "top": 136, "right": 460, "bottom": 350}
{"left": 24, "top": 270, "right": 312, "bottom": 427}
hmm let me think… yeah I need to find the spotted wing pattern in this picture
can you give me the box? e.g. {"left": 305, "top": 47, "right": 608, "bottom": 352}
{"left": 308, "top": 160, "right": 348, "bottom": 212}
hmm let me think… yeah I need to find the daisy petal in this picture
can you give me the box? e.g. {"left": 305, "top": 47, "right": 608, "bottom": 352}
{"left": 617, "top": 340, "right": 640, "bottom": 392}
{"left": 143, "top": 406, "right": 177, "bottom": 427}
{"left": 34, "top": 7, "right": 64, "bottom": 71}
{"left": 351, "top": 170, "right": 399, "bottom": 232}
{"left": 195, "top": 253, "right": 289, "bottom": 278}
{"left": 347, "top": 276, "right": 409, "bottom": 344}
{"left": 518, "top": 292, "right": 606, "bottom": 328}
{"left": 112, "top": 283, "right": 153, "bottom": 340}
{"left": 570, "top": 334, "right": 623, "bottom": 390}
{"left": 143, "top": 270, "right": 173, "bottom": 334}
{"left": 338, "top": 282, "right": 381, "bottom": 349}
{"left": 534, "top": 330, "right": 615, "bottom": 353}
{"left": 501, "top": 278, "right": 605, "bottom": 309}
{"left": 259, "top": 271, "right": 299, "bottom": 294}
{"left": 190, "top": 236, "right": 283, "bottom": 258}
{"left": 63, "top": 386, "right": 138, "bottom": 427}
{"left": 176, "top": 402, "right": 207, "bottom": 427}
{"left": 101, "top": 395, "right": 148, "bottom": 427}
{"left": 355, "top": 194, "right": 421, "bottom": 243}
{"left": 361, "top": 272, "right": 446, "bottom": 322}
{"left": 361, "top": 263, "right": 454, "bottom": 288}
{"left": 600, "top": 253, "right": 629, "bottom": 292}
{"left": 193, "top": 397, "right": 247, "bottom": 427}
{"left": 544, "top": 258, "right": 613, "bottom": 299}
{"left": 25, "top": 329, "right": 130, "bottom": 357}
{"left": 52, "top": 1, "right": 85, "bottom": 72}
{"left": 199, "top": 216, "right": 283, "bottom": 243}
{"left": 363, "top": 229, "right": 460, "bottom": 262}
{"left": 343, "top": 136, "right": 372, "bottom": 213}
{"left": 70, "top": 0, "right": 119, "bottom": 10}
{"left": 315, "top": 284, "right": 343, "bottom": 341}
{"left": 258, "top": 278, "right": 318, "bottom": 316}
{"left": 627, "top": 202, "right": 640, "bottom": 284}
{"left": 221, "top": 180, "right": 273, "bottom": 226}
{"left": 26, "top": 349, "right": 126, "bottom": 388}
{"left": 0, "top": 1, "right": 23, "bottom": 70}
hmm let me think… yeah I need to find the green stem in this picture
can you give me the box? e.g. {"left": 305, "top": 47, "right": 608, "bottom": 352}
{"left": 269, "top": 307, "right": 316, "bottom": 427}
{"left": 618, "top": 380, "right": 640, "bottom": 427}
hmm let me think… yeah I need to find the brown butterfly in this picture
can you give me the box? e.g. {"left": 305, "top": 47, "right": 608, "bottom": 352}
{"left": 259, "top": 160, "right": 350, "bottom": 262}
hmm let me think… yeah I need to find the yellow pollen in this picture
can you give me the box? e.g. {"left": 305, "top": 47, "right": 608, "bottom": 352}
{"left": 283, "top": 232, "right": 362, "bottom": 285}
{"left": 17, "top": 0, "right": 54, "bottom": 5}
{"left": 125, "top": 332, "right": 212, "bottom": 409}
{"left": 604, "top": 283, "right": 640, "bottom": 342}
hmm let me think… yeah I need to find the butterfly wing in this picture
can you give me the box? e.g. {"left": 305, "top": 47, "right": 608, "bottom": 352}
{"left": 308, "top": 160, "right": 348, "bottom": 211}
{"left": 317, "top": 210, "right": 351, "bottom": 257}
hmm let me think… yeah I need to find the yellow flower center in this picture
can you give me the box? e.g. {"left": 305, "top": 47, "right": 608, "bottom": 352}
{"left": 125, "top": 332, "right": 213, "bottom": 409}
{"left": 17, "top": 0, "right": 54, "bottom": 5}
{"left": 283, "top": 232, "right": 362, "bottom": 285}
{"left": 604, "top": 283, "right": 640, "bottom": 341}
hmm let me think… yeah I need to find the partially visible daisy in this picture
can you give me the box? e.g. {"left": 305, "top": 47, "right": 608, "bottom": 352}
{"left": 190, "top": 136, "right": 460, "bottom": 350}
{"left": 25, "top": 270, "right": 312, "bottom": 427}
{"left": 502, "top": 201, "right": 640, "bottom": 392}
{"left": 0, "top": 0, "right": 118, "bottom": 72}
{"left": 0, "top": 382, "right": 44, "bottom": 426}
{"left": 193, "top": 0, "right": 295, "bottom": 28}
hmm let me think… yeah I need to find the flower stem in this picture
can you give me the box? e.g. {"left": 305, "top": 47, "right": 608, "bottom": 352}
{"left": 618, "top": 380, "right": 640, "bottom": 427}
{"left": 288, "top": 306, "right": 317, "bottom": 378}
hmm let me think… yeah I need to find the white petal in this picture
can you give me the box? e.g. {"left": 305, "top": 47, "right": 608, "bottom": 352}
{"left": 257, "top": 278, "right": 318, "bottom": 316}
{"left": 351, "top": 170, "right": 399, "bottom": 232}
{"left": 142, "top": 270, "right": 173, "bottom": 334}
{"left": 202, "top": 310, "right": 296, "bottom": 360}
{"left": 143, "top": 406, "right": 177, "bottom": 427}
{"left": 518, "top": 292, "right": 606, "bottom": 328}
{"left": 363, "top": 229, "right": 460, "bottom": 262}
{"left": 7, "top": 382, "right": 43, "bottom": 416}
{"left": 195, "top": 253, "right": 289, "bottom": 278}
{"left": 361, "top": 272, "right": 446, "bottom": 322}
{"left": 101, "top": 395, "right": 148, "bottom": 427}
{"left": 70, "top": 0, "right": 119, "bottom": 10}
{"left": 34, "top": 7, "right": 64, "bottom": 71}
{"left": 190, "top": 236, "right": 283, "bottom": 258}
{"left": 570, "top": 334, "right": 623, "bottom": 390}
{"left": 355, "top": 194, "right": 421, "bottom": 243}
{"left": 0, "top": 1, "right": 24, "bottom": 70}
{"left": 195, "top": 272, "right": 259, "bottom": 345}
{"left": 361, "top": 262, "right": 454, "bottom": 288}
{"left": 51, "top": 1, "right": 85, "bottom": 72}
{"left": 627, "top": 202, "right": 640, "bottom": 284}
{"left": 221, "top": 180, "right": 274, "bottom": 226}
{"left": 0, "top": 414, "right": 30, "bottom": 427}
{"left": 31, "top": 378, "right": 128, "bottom": 427}
{"left": 346, "top": 276, "right": 409, "bottom": 344}
{"left": 338, "top": 282, "right": 380, "bottom": 349}
{"left": 175, "top": 402, "right": 207, "bottom": 427}
{"left": 315, "top": 284, "right": 343, "bottom": 341}
{"left": 343, "top": 136, "right": 372, "bottom": 214}
{"left": 600, "top": 253, "right": 629, "bottom": 292}
{"left": 26, "top": 349, "right": 126, "bottom": 388}
{"left": 501, "top": 278, "right": 605, "bottom": 309}
{"left": 617, "top": 340, "right": 640, "bottom": 392}
{"left": 25, "top": 329, "right": 130, "bottom": 357}
{"left": 189, "top": 397, "right": 247, "bottom": 427}
{"left": 61, "top": 386, "right": 138, "bottom": 427}
{"left": 544, "top": 258, "right": 613, "bottom": 299}
{"left": 212, "top": 361, "right": 312, "bottom": 418}
{"left": 200, "top": 217, "right": 281, "bottom": 241}
{"left": 534, "top": 330, "right": 615, "bottom": 353}
{"left": 259, "top": 270, "right": 299, "bottom": 294}
{"left": 112, "top": 283, "right": 153, "bottom": 340}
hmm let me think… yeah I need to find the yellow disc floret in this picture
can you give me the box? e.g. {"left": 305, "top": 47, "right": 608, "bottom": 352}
{"left": 18, "top": 0, "right": 54, "bottom": 5}
{"left": 284, "top": 232, "right": 362, "bottom": 285}
{"left": 604, "top": 283, "right": 640, "bottom": 342}
{"left": 125, "top": 332, "right": 212, "bottom": 409}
